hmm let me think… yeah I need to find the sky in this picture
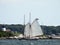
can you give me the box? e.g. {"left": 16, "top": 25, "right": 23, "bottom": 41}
{"left": 0, "top": 0, "right": 60, "bottom": 26}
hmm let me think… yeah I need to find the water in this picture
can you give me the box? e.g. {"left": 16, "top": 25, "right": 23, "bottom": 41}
{"left": 0, "top": 39, "right": 60, "bottom": 45}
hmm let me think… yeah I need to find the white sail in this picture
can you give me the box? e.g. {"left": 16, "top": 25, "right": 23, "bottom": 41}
{"left": 31, "top": 19, "right": 43, "bottom": 37}
{"left": 24, "top": 23, "right": 30, "bottom": 37}
{"left": 24, "top": 19, "right": 43, "bottom": 38}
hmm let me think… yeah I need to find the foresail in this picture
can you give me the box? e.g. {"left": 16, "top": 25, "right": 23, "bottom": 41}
{"left": 31, "top": 19, "right": 43, "bottom": 37}
{"left": 24, "top": 23, "right": 30, "bottom": 37}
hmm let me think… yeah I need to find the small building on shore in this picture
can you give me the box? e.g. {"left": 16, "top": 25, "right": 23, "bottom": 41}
{"left": 2, "top": 27, "right": 6, "bottom": 31}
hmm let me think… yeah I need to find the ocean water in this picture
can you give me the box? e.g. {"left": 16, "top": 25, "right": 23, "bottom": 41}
{"left": 0, "top": 39, "right": 60, "bottom": 45}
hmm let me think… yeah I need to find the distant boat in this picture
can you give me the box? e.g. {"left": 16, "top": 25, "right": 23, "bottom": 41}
{"left": 24, "top": 18, "right": 43, "bottom": 39}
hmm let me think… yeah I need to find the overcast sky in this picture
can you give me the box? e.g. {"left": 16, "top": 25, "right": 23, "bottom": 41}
{"left": 0, "top": 0, "right": 60, "bottom": 26}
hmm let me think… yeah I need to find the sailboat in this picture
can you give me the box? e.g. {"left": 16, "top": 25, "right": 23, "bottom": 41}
{"left": 24, "top": 18, "right": 43, "bottom": 39}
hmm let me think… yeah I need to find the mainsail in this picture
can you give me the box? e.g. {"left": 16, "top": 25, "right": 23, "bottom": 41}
{"left": 31, "top": 19, "right": 43, "bottom": 37}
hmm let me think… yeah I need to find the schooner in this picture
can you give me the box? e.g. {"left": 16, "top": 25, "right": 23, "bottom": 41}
{"left": 24, "top": 14, "right": 43, "bottom": 39}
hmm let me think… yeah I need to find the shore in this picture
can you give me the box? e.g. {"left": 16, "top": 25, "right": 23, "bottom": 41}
{"left": 0, "top": 37, "right": 60, "bottom": 40}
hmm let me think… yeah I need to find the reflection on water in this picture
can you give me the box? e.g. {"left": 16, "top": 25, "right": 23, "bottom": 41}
{"left": 0, "top": 39, "right": 60, "bottom": 45}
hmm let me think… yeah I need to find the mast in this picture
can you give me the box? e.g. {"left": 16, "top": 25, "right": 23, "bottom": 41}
{"left": 29, "top": 12, "right": 32, "bottom": 38}
{"left": 29, "top": 12, "right": 31, "bottom": 25}
{"left": 24, "top": 14, "right": 25, "bottom": 36}
{"left": 24, "top": 14, "right": 25, "bottom": 27}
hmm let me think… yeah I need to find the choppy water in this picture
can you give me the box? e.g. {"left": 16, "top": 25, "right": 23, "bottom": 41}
{"left": 0, "top": 39, "right": 60, "bottom": 45}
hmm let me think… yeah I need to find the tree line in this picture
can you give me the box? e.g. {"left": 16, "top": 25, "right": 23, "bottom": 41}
{"left": 0, "top": 24, "right": 60, "bottom": 37}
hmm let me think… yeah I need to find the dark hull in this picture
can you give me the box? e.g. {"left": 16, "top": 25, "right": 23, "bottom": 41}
{"left": 18, "top": 38, "right": 39, "bottom": 40}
